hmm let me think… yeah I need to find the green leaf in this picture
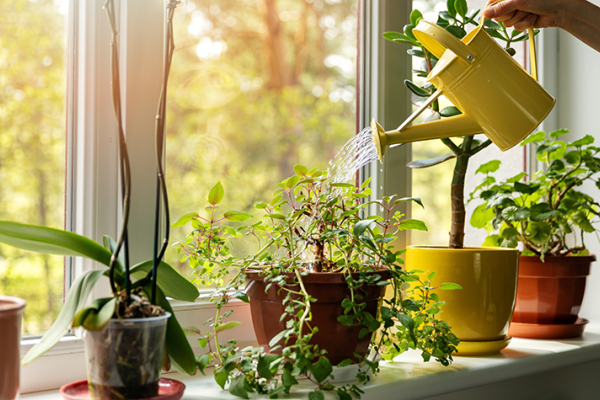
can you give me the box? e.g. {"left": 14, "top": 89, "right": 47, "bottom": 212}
{"left": 526, "top": 221, "right": 551, "bottom": 245}
{"left": 446, "top": 25, "right": 466, "bottom": 39}
{"left": 569, "top": 135, "right": 595, "bottom": 147}
{"left": 447, "top": 0, "right": 457, "bottom": 17}
{"left": 404, "top": 79, "right": 431, "bottom": 97}
{"left": 208, "top": 182, "right": 225, "bottom": 205}
{"left": 172, "top": 212, "right": 199, "bottom": 228}
{"left": 269, "top": 330, "right": 288, "bottom": 347}
{"left": 233, "top": 292, "right": 249, "bottom": 303}
{"left": 146, "top": 285, "right": 196, "bottom": 375}
{"left": 529, "top": 203, "right": 558, "bottom": 221}
{"left": 229, "top": 375, "right": 249, "bottom": 399}
{"left": 573, "top": 211, "right": 595, "bottom": 233}
{"left": 102, "top": 235, "right": 124, "bottom": 273}
{"left": 398, "top": 219, "right": 428, "bottom": 231}
{"left": 309, "top": 391, "right": 325, "bottom": 400}
{"left": 382, "top": 31, "right": 418, "bottom": 46}
{"left": 309, "top": 357, "right": 333, "bottom": 383}
{"left": 406, "top": 153, "right": 456, "bottom": 168}
{"left": 224, "top": 210, "right": 253, "bottom": 222}
{"left": 394, "top": 197, "right": 425, "bottom": 208}
{"left": 257, "top": 354, "right": 280, "bottom": 379}
{"left": 130, "top": 260, "right": 199, "bottom": 302}
{"left": 440, "top": 106, "right": 462, "bottom": 117}
{"left": 285, "top": 175, "right": 299, "bottom": 188}
{"left": 215, "top": 369, "right": 228, "bottom": 389}
{"left": 470, "top": 203, "right": 494, "bottom": 229}
{"left": 81, "top": 297, "right": 116, "bottom": 331}
{"left": 407, "top": 48, "right": 425, "bottom": 57}
{"left": 0, "top": 221, "right": 112, "bottom": 266}
{"left": 22, "top": 269, "right": 105, "bottom": 365}
{"left": 550, "top": 128, "right": 569, "bottom": 138}
{"left": 475, "top": 160, "right": 501, "bottom": 175}
{"left": 486, "top": 28, "right": 507, "bottom": 40}
{"left": 294, "top": 164, "right": 308, "bottom": 176}
{"left": 520, "top": 131, "right": 546, "bottom": 146}
{"left": 282, "top": 368, "right": 299, "bottom": 387}
{"left": 337, "top": 359, "right": 353, "bottom": 368}
{"left": 254, "top": 202, "right": 268, "bottom": 209}
{"left": 215, "top": 321, "right": 242, "bottom": 333}
{"left": 410, "top": 9, "right": 423, "bottom": 26}
{"left": 353, "top": 219, "right": 374, "bottom": 237}
{"left": 484, "top": 19, "right": 501, "bottom": 29}
{"left": 196, "top": 354, "right": 210, "bottom": 374}
{"left": 440, "top": 282, "right": 463, "bottom": 290}
{"left": 337, "top": 391, "right": 352, "bottom": 400}
{"left": 507, "top": 172, "right": 527, "bottom": 183}
{"left": 454, "top": 0, "right": 468, "bottom": 17}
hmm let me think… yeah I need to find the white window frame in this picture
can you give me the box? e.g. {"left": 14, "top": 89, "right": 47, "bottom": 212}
{"left": 19, "top": 0, "right": 563, "bottom": 394}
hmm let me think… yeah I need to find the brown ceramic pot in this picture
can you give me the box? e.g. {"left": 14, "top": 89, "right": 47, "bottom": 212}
{"left": 511, "top": 255, "right": 595, "bottom": 325}
{"left": 245, "top": 270, "right": 390, "bottom": 365}
{"left": 0, "top": 296, "right": 26, "bottom": 400}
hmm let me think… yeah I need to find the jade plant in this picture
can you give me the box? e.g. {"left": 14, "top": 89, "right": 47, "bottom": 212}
{"left": 0, "top": 0, "right": 198, "bottom": 382}
{"left": 470, "top": 129, "right": 600, "bottom": 258}
{"left": 383, "top": 0, "right": 538, "bottom": 248}
{"left": 174, "top": 166, "right": 461, "bottom": 399}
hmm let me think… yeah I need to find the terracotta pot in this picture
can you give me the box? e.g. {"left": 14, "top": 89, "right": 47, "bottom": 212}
{"left": 245, "top": 270, "right": 390, "bottom": 365}
{"left": 0, "top": 296, "right": 26, "bottom": 400}
{"left": 406, "top": 246, "right": 519, "bottom": 355}
{"left": 511, "top": 255, "right": 595, "bottom": 325}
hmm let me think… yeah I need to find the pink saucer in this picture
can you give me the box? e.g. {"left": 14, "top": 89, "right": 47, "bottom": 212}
{"left": 59, "top": 378, "right": 185, "bottom": 400}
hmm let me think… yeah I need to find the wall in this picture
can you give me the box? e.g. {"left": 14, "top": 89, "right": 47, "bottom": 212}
{"left": 555, "top": 13, "right": 600, "bottom": 322}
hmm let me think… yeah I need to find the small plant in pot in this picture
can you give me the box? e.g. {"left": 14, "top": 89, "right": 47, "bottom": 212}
{"left": 0, "top": 1, "right": 198, "bottom": 397}
{"left": 380, "top": 0, "right": 526, "bottom": 355}
{"left": 470, "top": 129, "right": 600, "bottom": 338}
{"left": 174, "top": 166, "right": 461, "bottom": 399}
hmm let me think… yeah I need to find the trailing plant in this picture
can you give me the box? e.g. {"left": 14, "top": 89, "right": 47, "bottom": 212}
{"left": 175, "top": 166, "right": 461, "bottom": 399}
{"left": 382, "top": 0, "right": 538, "bottom": 248}
{"left": 470, "top": 129, "right": 600, "bottom": 259}
{"left": 0, "top": 0, "right": 198, "bottom": 375}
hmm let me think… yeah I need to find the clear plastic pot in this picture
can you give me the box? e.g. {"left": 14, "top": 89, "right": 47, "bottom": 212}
{"left": 84, "top": 312, "right": 170, "bottom": 399}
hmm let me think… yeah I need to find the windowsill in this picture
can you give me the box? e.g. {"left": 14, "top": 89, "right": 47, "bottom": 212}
{"left": 22, "top": 323, "right": 600, "bottom": 400}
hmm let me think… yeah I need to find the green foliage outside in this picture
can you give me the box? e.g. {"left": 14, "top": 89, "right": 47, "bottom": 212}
{"left": 165, "top": 0, "right": 358, "bottom": 277}
{"left": 0, "top": 0, "right": 66, "bottom": 335}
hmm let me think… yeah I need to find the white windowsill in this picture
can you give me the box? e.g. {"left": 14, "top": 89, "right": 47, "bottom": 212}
{"left": 22, "top": 324, "right": 600, "bottom": 400}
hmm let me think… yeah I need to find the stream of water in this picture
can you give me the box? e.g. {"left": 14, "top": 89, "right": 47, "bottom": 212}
{"left": 327, "top": 125, "right": 380, "bottom": 183}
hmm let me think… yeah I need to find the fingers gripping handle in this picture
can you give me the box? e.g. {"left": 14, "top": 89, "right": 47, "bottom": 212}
{"left": 482, "top": 0, "right": 538, "bottom": 81}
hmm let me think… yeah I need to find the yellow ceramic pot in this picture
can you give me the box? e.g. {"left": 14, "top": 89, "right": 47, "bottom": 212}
{"left": 406, "top": 246, "right": 519, "bottom": 355}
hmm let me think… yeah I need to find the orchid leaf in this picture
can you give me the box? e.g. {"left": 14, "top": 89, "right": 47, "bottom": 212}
{"left": 22, "top": 269, "right": 106, "bottom": 365}
{"left": 130, "top": 260, "right": 199, "bottom": 302}
{"left": 0, "top": 221, "right": 112, "bottom": 266}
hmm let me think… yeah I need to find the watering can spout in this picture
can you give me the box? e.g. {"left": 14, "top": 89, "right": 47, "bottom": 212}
{"left": 371, "top": 114, "right": 482, "bottom": 162}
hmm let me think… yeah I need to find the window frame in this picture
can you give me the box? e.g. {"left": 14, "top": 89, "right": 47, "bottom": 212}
{"left": 19, "top": 0, "right": 562, "bottom": 394}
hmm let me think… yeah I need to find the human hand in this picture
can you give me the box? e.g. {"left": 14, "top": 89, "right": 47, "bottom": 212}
{"left": 482, "top": 0, "right": 566, "bottom": 31}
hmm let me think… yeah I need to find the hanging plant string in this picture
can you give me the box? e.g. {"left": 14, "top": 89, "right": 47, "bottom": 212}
{"left": 151, "top": 0, "right": 180, "bottom": 303}
{"left": 104, "top": 0, "right": 132, "bottom": 299}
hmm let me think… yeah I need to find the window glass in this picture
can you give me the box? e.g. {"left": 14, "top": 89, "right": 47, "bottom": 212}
{"left": 0, "top": 0, "right": 67, "bottom": 335}
{"left": 166, "top": 0, "right": 358, "bottom": 280}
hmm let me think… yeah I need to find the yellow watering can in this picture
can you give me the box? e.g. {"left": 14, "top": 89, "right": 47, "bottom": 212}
{"left": 372, "top": 12, "right": 555, "bottom": 162}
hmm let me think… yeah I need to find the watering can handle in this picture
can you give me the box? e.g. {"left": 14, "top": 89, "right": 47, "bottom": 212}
{"left": 480, "top": 2, "right": 538, "bottom": 81}
{"left": 412, "top": 22, "right": 477, "bottom": 64}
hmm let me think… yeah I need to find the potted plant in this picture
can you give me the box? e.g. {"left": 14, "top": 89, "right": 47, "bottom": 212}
{"left": 0, "top": 1, "right": 198, "bottom": 398}
{"left": 0, "top": 296, "right": 26, "bottom": 400}
{"left": 174, "top": 166, "right": 461, "bottom": 399}
{"left": 381, "top": 0, "right": 526, "bottom": 354}
{"left": 470, "top": 129, "right": 599, "bottom": 338}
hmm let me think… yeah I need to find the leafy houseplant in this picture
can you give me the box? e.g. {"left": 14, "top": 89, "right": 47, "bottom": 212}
{"left": 470, "top": 129, "right": 599, "bottom": 334}
{"left": 0, "top": 0, "right": 198, "bottom": 397}
{"left": 470, "top": 129, "right": 600, "bottom": 257}
{"left": 174, "top": 166, "right": 461, "bottom": 400}
{"left": 383, "top": 0, "right": 538, "bottom": 249}
{"left": 380, "top": 0, "right": 525, "bottom": 354}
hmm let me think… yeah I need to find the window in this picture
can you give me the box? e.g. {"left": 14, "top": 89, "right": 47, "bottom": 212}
{"left": 0, "top": 0, "right": 68, "bottom": 336}
{"left": 165, "top": 0, "right": 359, "bottom": 281}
